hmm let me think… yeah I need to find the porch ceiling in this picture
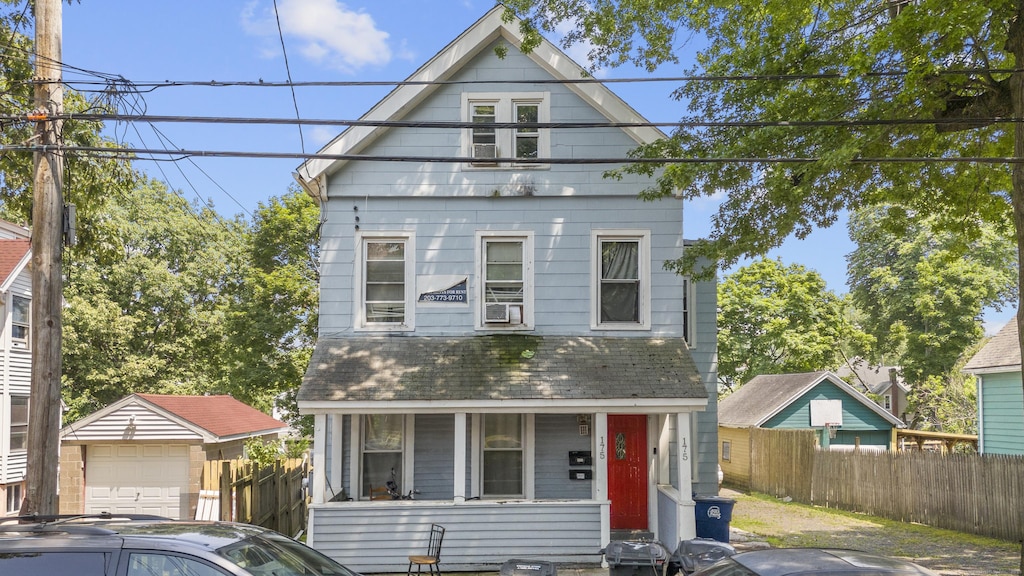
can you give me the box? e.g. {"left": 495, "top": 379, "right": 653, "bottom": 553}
{"left": 298, "top": 335, "right": 707, "bottom": 413}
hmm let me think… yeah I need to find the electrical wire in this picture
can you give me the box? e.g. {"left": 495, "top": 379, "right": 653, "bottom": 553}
{"left": 4, "top": 113, "right": 1018, "bottom": 130}
{"left": 3, "top": 144, "right": 1018, "bottom": 164}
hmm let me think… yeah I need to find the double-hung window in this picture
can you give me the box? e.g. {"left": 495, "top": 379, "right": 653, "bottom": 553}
{"left": 482, "top": 414, "right": 524, "bottom": 497}
{"left": 10, "top": 395, "right": 28, "bottom": 451}
{"left": 361, "top": 415, "right": 404, "bottom": 499}
{"left": 464, "top": 93, "right": 549, "bottom": 167}
{"left": 592, "top": 230, "right": 651, "bottom": 330}
{"left": 357, "top": 233, "right": 414, "bottom": 330}
{"left": 478, "top": 232, "right": 533, "bottom": 328}
{"left": 11, "top": 295, "right": 29, "bottom": 348}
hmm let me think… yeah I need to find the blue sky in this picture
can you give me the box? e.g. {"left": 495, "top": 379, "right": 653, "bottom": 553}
{"left": 63, "top": 1, "right": 1012, "bottom": 331}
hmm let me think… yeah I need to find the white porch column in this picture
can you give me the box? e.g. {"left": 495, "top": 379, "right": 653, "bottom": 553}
{"left": 312, "top": 414, "right": 327, "bottom": 504}
{"left": 330, "top": 414, "right": 344, "bottom": 499}
{"left": 454, "top": 412, "right": 467, "bottom": 502}
{"left": 595, "top": 412, "right": 610, "bottom": 553}
{"left": 676, "top": 411, "right": 696, "bottom": 540}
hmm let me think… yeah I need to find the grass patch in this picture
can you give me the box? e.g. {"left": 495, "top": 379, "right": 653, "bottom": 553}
{"left": 733, "top": 491, "right": 1019, "bottom": 552}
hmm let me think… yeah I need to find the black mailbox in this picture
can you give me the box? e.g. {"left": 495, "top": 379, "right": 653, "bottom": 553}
{"left": 569, "top": 451, "right": 592, "bottom": 466}
{"left": 569, "top": 469, "right": 593, "bottom": 480}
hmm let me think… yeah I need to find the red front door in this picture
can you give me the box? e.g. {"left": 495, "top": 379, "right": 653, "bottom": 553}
{"left": 607, "top": 414, "right": 649, "bottom": 530}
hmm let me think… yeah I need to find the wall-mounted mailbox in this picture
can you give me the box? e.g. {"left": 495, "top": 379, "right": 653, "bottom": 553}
{"left": 569, "top": 451, "right": 592, "bottom": 466}
{"left": 569, "top": 469, "right": 593, "bottom": 480}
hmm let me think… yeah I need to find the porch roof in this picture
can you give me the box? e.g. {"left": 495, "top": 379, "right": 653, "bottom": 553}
{"left": 298, "top": 335, "right": 708, "bottom": 414}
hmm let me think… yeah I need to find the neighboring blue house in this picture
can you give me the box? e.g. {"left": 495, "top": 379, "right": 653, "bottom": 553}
{"left": 719, "top": 372, "right": 904, "bottom": 464}
{"left": 0, "top": 220, "right": 32, "bottom": 516}
{"left": 293, "top": 7, "right": 718, "bottom": 572}
{"left": 963, "top": 319, "right": 1024, "bottom": 456}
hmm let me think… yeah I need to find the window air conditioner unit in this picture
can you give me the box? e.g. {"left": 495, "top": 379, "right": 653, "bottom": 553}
{"left": 485, "top": 303, "right": 511, "bottom": 323}
{"left": 473, "top": 144, "right": 498, "bottom": 164}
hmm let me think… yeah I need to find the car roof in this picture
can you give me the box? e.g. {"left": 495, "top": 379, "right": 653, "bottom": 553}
{"left": 728, "top": 548, "right": 938, "bottom": 576}
{"left": 0, "top": 516, "right": 270, "bottom": 554}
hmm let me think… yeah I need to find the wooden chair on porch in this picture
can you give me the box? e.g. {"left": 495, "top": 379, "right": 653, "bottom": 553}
{"left": 407, "top": 523, "right": 445, "bottom": 576}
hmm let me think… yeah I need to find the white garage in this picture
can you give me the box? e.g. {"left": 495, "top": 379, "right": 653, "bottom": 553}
{"left": 61, "top": 393, "right": 290, "bottom": 519}
{"left": 84, "top": 443, "right": 190, "bottom": 518}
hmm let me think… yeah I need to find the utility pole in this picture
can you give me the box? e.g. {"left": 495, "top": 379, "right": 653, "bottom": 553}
{"left": 21, "top": 0, "right": 64, "bottom": 517}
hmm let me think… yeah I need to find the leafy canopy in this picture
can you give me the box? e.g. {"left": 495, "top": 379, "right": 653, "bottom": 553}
{"left": 504, "top": 0, "right": 1015, "bottom": 278}
{"left": 717, "top": 258, "right": 869, "bottom": 390}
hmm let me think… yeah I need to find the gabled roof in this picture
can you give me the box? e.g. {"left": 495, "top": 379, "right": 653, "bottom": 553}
{"left": 964, "top": 319, "right": 1020, "bottom": 373}
{"left": 718, "top": 371, "right": 905, "bottom": 428}
{"left": 835, "top": 359, "right": 908, "bottom": 395}
{"left": 0, "top": 239, "right": 31, "bottom": 291}
{"left": 293, "top": 6, "right": 665, "bottom": 193}
{"left": 299, "top": 336, "right": 708, "bottom": 413}
{"left": 136, "top": 394, "right": 288, "bottom": 438}
{"left": 62, "top": 393, "right": 289, "bottom": 443}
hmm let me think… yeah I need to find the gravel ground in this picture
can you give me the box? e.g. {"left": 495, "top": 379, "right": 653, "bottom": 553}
{"left": 723, "top": 487, "right": 1022, "bottom": 576}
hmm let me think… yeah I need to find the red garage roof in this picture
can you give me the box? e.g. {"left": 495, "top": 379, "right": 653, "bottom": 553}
{"left": 0, "top": 239, "right": 30, "bottom": 284}
{"left": 137, "top": 394, "right": 288, "bottom": 438}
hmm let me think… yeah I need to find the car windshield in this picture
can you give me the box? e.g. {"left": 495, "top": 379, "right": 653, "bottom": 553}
{"left": 218, "top": 531, "right": 359, "bottom": 576}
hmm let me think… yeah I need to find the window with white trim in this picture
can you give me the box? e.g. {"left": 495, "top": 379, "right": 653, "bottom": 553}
{"left": 6, "top": 482, "right": 22, "bottom": 513}
{"left": 478, "top": 233, "right": 533, "bottom": 328}
{"left": 482, "top": 414, "right": 524, "bottom": 497}
{"left": 682, "top": 277, "right": 695, "bottom": 345}
{"left": 11, "top": 295, "right": 29, "bottom": 348}
{"left": 883, "top": 394, "right": 892, "bottom": 410}
{"left": 10, "top": 395, "right": 28, "bottom": 451}
{"left": 356, "top": 234, "right": 414, "bottom": 330}
{"left": 591, "top": 231, "right": 651, "bottom": 330}
{"left": 464, "top": 93, "right": 549, "bottom": 166}
{"left": 361, "top": 415, "right": 404, "bottom": 499}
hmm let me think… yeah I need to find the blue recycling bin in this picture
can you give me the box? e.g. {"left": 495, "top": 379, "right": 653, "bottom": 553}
{"left": 693, "top": 495, "right": 736, "bottom": 543}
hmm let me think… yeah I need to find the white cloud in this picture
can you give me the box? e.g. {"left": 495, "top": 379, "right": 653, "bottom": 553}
{"left": 242, "top": 0, "right": 391, "bottom": 72}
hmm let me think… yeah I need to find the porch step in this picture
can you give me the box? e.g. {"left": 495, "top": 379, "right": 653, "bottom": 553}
{"left": 609, "top": 529, "right": 655, "bottom": 542}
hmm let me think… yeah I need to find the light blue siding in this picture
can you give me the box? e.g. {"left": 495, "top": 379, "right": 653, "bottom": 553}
{"left": 979, "top": 372, "right": 1024, "bottom": 455}
{"left": 534, "top": 414, "right": 594, "bottom": 499}
{"left": 764, "top": 381, "right": 893, "bottom": 447}
{"left": 414, "top": 414, "right": 456, "bottom": 499}
{"left": 308, "top": 500, "right": 604, "bottom": 572}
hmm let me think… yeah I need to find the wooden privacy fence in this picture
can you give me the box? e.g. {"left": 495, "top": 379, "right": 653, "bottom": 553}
{"left": 747, "top": 428, "right": 1024, "bottom": 541}
{"left": 202, "top": 458, "right": 309, "bottom": 538}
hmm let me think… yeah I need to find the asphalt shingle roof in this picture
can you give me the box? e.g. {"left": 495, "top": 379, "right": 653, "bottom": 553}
{"left": 718, "top": 371, "right": 831, "bottom": 427}
{"left": 0, "top": 239, "right": 30, "bottom": 284}
{"left": 964, "top": 319, "right": 1020, "bottom": 372}
{"left": 299, "top": 335, "right": 707, "bottom": 404}
{"left": 137, "top": 394, "right": 288, "bottom": 438}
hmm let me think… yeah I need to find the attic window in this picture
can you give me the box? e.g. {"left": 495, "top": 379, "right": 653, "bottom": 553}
{"left": 463, "top": 93, "right": 549, "bottom": 168}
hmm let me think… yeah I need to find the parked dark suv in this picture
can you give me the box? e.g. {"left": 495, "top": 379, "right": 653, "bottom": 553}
{"left": 0, "top": 514, "right": 361, "bottom": 576}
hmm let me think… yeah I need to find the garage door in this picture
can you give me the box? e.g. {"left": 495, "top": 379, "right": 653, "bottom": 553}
{"left": 84, "top": 444, "right": 190, "bottom": 519}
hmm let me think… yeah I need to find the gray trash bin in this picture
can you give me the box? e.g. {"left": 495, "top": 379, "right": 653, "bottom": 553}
{"left": 667, "top": 538, "right": 736, "bottom": 575}
{"left": 603, "top": 541, "right": 668, "bottom": 576}
{"left": 500, "top": 559, "right": 557, "bottom": 576}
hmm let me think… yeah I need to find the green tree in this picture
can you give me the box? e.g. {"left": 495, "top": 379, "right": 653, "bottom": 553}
{"left": 61, "top": 179, "right": 247, "bottom": 422}
{"left": 847, "top": 205, "right": 1015, "bottom": 428}
{"left": 220, "top": 188, "right": 320, "bottom": 435}
{"left": 0, "top": 2, "right": 137, "bottom": 231}
{"left": 718, "top": 258, "right": 869, "bottom": 390}
{"left": 502, "top": 0, "right": 1024, "bottom": 390}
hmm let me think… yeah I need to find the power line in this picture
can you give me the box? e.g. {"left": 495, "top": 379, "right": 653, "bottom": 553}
{"left": 36, "top": 66, "right": 1023, "bottom": 90}
{"left": 3, "top": 144, "right": 1020, "bottom": 164}
{"left": 4, "top": 113, "right": 1017, "bottom": 129}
